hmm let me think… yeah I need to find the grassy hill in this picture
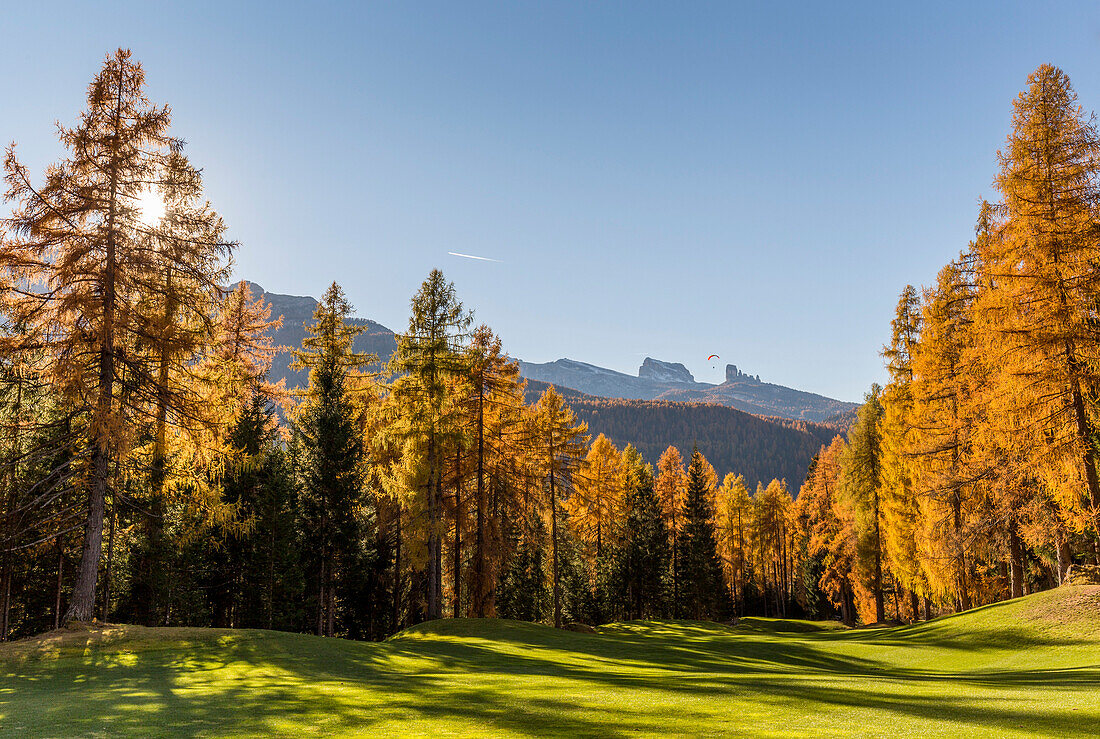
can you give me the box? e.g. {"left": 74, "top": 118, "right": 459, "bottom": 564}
{"left": 2, "top": 586, "right": 1098, "bottom": 737}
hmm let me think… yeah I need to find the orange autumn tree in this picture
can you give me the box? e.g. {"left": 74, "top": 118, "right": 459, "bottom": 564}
{"left": 566, "top": 433, "right": 624, "bottom": 566}
{"left": 654, "top": 445, "right": 687, "bottom": 601}
{"left": 798, "top": 436, "right": 858, "bottom": 624}
{"left": 714, "top": 472, "right": 753, "bottom": 612}
{"left": 986, "top": 64, "right": 1100, "bottom": 551}
{"left": 529, "top": 386, "right": 589, "bottom": 628}
{"left": 879, "top": 285, "right": 928, "bottom": 618}
{"left": 0, "top": 49, "right": 234, "bottom": 621}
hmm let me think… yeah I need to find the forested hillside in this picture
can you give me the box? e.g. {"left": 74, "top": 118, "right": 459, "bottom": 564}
{"left": 525, "top": 380, "right": 838, "bottom": 487}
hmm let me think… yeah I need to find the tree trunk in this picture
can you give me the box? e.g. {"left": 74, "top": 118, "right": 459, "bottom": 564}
{"left": 0, "top": 557, "right": 10, "bottom": 641}
{"left": 550, "top": 455, "right": 562, "bottom": 629}
{"left": 65, "top": 447, "right": 108, "bottom": 623}
{"left": 909, "top": 589, "right": 919, "bottom": 623}
{"left": 64, "top": 61, "right": 123, "bottom": 625}
{"left": 922, "top": 596, "right": 932, "bottom": 622}
{"left": 1009, "top": 523, "right": 1024, "bottom": 599}
{"left": 873, "top": 487, "right": 885, "bottom": 623}
{"left": 392, "top": 507, "right": 402, "bottom": 631}
{"left": 317, "top": 559, "right": 326, "bottom": 636}
{"left": 952, "top": 495, "right": 971, "bottom": 611}
{"left": 427, "top": 432, "right": 442, "bottom": 620}
{"left": 267, "top": 497, "right": 276, "bottom": 630}
{"left": 142, "top": 269, "right": 176, "bottom": 625}
{"left": 54, "top": 539, "right": 65, "bottom": 629}
{"left": 102, "top": 498, "right": 117, "bottom": 621}
{"left": 326, "top": 579, "right": 336, "bottom": 637}
{"left": 1070, "top": 381, "right": 1100, "bottom": 542}
{"left": 473, "top": 385, "right": 489, "bottom": 617}
{"left": 453, "top": 449, "right": 462, "bottom": 619}
{"left": 1055, "top": 526, "right": 1072, "bottom": 584}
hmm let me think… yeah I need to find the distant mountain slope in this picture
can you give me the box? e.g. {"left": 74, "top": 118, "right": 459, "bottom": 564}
{"left": 242, "top": 282, "right": 396, "bottom": 388}
{"left": 525, "top": 379, "right": 839, "bottom": 488}
{"left": 244, "top": 282, "right": 848, "bottom": 485}
{"left": 520, "top": 358, "right": 857, "bottom": 423}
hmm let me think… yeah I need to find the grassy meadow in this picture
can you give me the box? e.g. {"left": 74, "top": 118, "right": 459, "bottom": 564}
{"left": 2, "top": 585, "right": 1098, "bottom": 738}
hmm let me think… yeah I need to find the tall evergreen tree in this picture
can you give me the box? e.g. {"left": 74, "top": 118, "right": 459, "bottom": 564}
{"left": 677, "top": 448, "right": 728, "bottom": 620}
{"left": 463, "top": 325, "right": 523, "bottom": 617}
{"left": 989, "top": 64, "right": 1100, "bottom": 549}
{"left": 292, "top": 282, "right": 373, "bottom": 636}
{"left": 617, "top": 445, "right": 669, "bottom": 620}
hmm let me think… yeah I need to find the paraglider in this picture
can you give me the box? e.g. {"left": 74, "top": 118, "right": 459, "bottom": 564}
{"left": 707, "top": 354, "right": 720, "bottom": 361}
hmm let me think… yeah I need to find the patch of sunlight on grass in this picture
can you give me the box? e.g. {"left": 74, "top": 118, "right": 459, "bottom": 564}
{"left": 1, "top": 586, "right": 1099, "bottom": 737}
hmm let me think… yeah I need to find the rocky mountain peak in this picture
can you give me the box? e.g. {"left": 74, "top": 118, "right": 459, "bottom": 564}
{"left": 725, "top": 364, "right": 760, "bottom": 384}
{"left": 639, "top": 357, "right": 695, "bottom": 384}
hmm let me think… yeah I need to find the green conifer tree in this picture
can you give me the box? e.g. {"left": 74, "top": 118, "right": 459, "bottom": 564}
{"left": 292, "top": 282, "right": 374, "bottom": 636}
{"left": 676, "top": 448, "right": 729, "bottom": 620}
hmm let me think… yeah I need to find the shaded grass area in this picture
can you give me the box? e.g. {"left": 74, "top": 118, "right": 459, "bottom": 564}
{"left": 2, "top": 586, "right": 1099, "bottom": 737}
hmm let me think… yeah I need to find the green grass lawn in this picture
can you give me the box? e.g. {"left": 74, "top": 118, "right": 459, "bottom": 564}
{"left": 2, "top": 585, "right": 1099, "bottom": 738}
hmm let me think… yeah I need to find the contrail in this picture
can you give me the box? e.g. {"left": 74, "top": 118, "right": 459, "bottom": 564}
{"left": 448, "top": 251, "right": 502, "bottom": 263}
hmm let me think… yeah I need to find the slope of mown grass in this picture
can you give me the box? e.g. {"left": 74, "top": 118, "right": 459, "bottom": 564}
{"left": 2, "top": 585, "right": 1098, "bottom": 737}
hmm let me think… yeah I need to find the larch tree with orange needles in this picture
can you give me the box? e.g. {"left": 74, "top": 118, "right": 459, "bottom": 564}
{"left": 987, "top": 64, "right": 1100, "bottom": 554}
{"left": 0, "top": 49, "right": 234, "bottom": 622}
{"left": 654, "top": 445, "right": 686, "bottom": 605}
{"left": 530, "top": 386, "right": 589, "bottom": 628}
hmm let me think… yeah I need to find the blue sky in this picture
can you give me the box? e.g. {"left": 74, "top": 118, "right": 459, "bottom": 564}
{"left": 5, "top": 2, "right": 1100, "bottom": 401}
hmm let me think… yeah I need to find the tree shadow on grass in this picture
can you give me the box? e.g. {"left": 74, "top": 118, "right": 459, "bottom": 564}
{"left": 2, "top": 621, "right": 1099, "bottom": 737}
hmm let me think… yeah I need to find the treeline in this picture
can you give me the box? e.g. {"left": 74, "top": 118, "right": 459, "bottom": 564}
{"left": 796, "top": 64, "right": 1100, "bottom": 624}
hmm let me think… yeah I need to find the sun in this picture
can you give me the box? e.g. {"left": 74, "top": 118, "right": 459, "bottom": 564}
{"left": 134, "top": 186, "right": 166, "bottom": 226}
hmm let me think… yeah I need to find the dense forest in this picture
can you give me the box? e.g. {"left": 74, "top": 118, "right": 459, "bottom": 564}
{"left": 524, "top": 386, "right": 840, "bottom": 488}
{"left": 2, "top": 52, "right": 1098, "bottom": 643}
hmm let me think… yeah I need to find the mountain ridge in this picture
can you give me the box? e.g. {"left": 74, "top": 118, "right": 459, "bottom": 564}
{"left": 518, "top": 357, "right": 856, "bottom": 423}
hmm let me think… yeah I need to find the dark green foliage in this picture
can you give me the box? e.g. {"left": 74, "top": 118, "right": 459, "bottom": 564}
{"left": 556, "top": 509, "right": 596, "bottom": 624}
{"left": 215, "top": 388, "right": 304, "bottom": 630}
{"left": 616, "top": 446, "right": 670, "bottom": 620}
{"left": 293, "top": 283, "right": 369, "bottom": 636}
{"left": 497, "top": 519, "right": 550, "bottom": 623}
{"left": 676, "top": 448, "right": 730, "bottom": 620}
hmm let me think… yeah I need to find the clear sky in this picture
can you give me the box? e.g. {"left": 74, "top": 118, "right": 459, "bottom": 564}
{"left": 5, "top": 2, "right": 1100, "bottom": 401}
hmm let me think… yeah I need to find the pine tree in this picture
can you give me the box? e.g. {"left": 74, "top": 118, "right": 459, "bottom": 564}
{"left": 911, "top": 260, "right": 979, "bottom": 609}
{"left": 617, "top": 445, "right": 669, "bottom": 620}
{"left": 800, "top": 437, "right": 857, "bottom": 624}
{"left": 463, "top": 325, "right": 523, "bottom": 617}
{"left": 715, "top": 472, "right": 753, "bottom": 615}
{"left": 292, "top": 283, "right": 374, "bottom": 636}
{"left": 840, "top": 386, "right": 886, "bottom": 623}
{"left": 879, "top": 285, "right": 927, "bottom": 618}
{"left": 755, "top": 479, "right": 795, "bottom": 617}
{"left": 676, "top": 448, "right": 728, "bottom": 620}
{"left": 567, "top": 433, "right": 624, "bottom": 565}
